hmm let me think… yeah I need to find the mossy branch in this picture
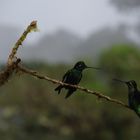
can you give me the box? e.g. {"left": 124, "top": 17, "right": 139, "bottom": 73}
{"left": 0, "top": 21, "right": 131, "bottom": 111}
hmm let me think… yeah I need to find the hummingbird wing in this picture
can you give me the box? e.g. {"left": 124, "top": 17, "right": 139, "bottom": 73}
{"left": 128, "top": 91, "right": 134, "bottom": 108}
{"left": 64, "top": 70, "right": 82, "bottom": 99}
{"left": 56, "top": 69, "right": 82, "bottom": 98}
{"left": 54, "top": 70, "right": 71, "bottom": 94}
{"left": 62, "top": 70, "right": 71, "bottom": 82}
{"left": 133, "top": 91, "right": 140, "bottom": 116}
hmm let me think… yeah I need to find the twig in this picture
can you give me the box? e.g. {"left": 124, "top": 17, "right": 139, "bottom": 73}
{"left": 7, "top": 21, "right": 37, "bottom": 66}
{"left": 0, "top": 21, "right": 37, "bottom": 86}
{"left": 18, "top": 65, "right": 131, "bottom": 110}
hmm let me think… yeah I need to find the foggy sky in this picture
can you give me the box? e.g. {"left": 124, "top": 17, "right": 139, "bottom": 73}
{"left": 110, "top": 0, "right": 140, "bottom": 11}
{"left": 0, "top": 0, "right": 134, "bottom": 37}
{"left": 0, "top": 0, "right": 139, "bottom": 63}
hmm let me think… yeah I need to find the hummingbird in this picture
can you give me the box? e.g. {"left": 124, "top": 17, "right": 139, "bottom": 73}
{"left": 113, "top": 78, "right": 140, "bottom": 117}
{"left": 55, "top": 61, "right": 101, "bottom": 99}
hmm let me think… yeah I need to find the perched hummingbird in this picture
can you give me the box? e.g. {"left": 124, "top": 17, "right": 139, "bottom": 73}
{"left": 113, "top": 78, "right": 140, "bottom": 117}
{"left": 55, "top": 61, "right": 100, "bottom": 99}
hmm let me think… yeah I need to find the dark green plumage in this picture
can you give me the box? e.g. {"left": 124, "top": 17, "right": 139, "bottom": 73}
{"left": 126, "top": 80, "right": 140, "bottom": 117}
{"left": 55, "top": 61, "right": 100, "bottom": 98}
{"left": 113, "top": 79, "right": 140, "bottom": 117}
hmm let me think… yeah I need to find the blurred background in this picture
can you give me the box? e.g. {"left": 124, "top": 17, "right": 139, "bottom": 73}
{"left": 0, "top": 0, "right": 140, "bottom": 139}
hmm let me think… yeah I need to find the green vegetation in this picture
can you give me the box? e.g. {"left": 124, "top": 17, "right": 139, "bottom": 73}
{"left": 0, "top": 44, "right": 140, "bottom": 140}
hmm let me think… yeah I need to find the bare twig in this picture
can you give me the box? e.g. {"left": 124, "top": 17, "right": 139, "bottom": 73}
{"left": 18, "top": 65, "right": 130, "bottom": 110}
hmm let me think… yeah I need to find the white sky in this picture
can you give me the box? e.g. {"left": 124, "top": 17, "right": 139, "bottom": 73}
{"left": 0, "top": 0, "right": 136, "bottom": 38}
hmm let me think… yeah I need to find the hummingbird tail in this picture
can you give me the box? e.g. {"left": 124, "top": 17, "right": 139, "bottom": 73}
{"left": 55, "top": 86, "right": 62, "bottom": 94}
{"left": 134, "top": 110, "right": 140, "bottom": 118}
{"left": 65, "top": 89, "right": 75, "bottom": 99}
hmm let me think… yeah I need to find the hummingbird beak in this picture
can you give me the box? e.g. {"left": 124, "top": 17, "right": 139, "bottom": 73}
{"left": 85, "top": 66, "right": 102, "bottom": 70}
{"left": 112, "top": 78, "right": 127, "bottom": 84}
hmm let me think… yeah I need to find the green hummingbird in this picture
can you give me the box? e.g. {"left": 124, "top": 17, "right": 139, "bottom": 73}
{"left": 55, "top": 61, "right": 101, "bottom": 99}
{"left": 113, "top": 78, "right": 140, "bottom": 117}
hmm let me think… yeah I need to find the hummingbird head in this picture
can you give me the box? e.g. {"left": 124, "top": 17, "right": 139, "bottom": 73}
{"left": 126, "top": 80, "right": 137, "bottom": 90}
{"left": 73, "top": 61, "right": 101, "bottom": 71}
{"left": 113, "top": 78, "right": 137, "bottom": 91}
{"left": 73, "top": 61, "right": 88, "bottom": 71}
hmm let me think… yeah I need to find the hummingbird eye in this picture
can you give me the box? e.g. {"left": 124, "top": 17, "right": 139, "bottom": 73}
{"left": 78, "top": 64, "right": 82, "bottom": 67}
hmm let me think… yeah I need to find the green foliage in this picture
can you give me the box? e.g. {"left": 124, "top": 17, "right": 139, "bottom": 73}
{"left": 99, "top": 44, "right": 140, "bottom": 80}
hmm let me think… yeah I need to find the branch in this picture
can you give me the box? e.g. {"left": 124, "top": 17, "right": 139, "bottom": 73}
{"left": 0, "top": 21, "right": 37, "bottom": 86}
{"left": 0, "top": 20, "right": 131, "bottom": 111}
{"left": 7, "top": 21, "right": 38, "bottom": 66}
{"left": 17, "top": 65, "right": 131, "bottom": 110}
